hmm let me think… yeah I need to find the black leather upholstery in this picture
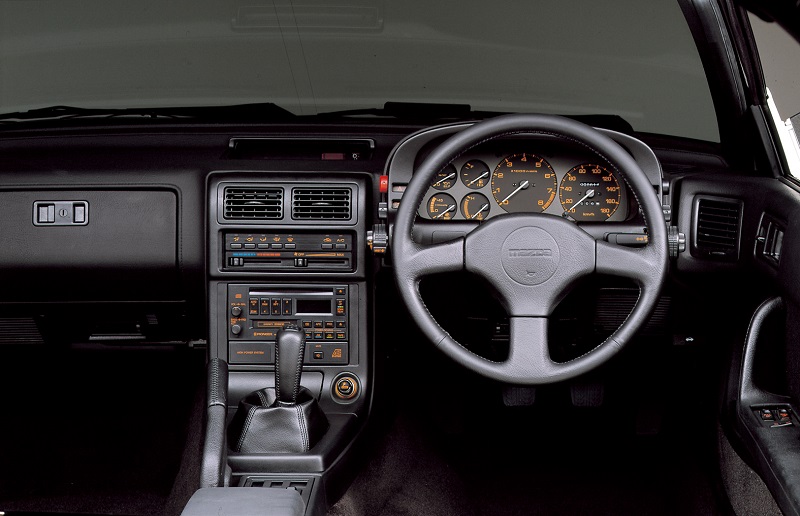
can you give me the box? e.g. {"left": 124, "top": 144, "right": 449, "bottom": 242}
{"left": 180, "top": 487, "right": 305, "bottom": 516}
{"left": 227, "top": 387, "right": 329, "bottom": 453}
{"left": 201, "top": 359, "right": 230, "bottom": 488}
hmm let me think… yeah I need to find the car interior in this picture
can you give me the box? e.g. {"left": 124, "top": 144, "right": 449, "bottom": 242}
{"left": 1, "top": 0, "right": 800, "bottom": 515}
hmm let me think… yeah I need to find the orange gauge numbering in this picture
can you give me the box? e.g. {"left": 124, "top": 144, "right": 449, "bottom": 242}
{"left": 558, "top": 164, "right": 621, "bottom": 220}
{"left": 490, "top": 153, "right": 557, "bottom": 213}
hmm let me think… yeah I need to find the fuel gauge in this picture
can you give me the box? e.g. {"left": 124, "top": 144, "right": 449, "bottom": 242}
{"left": 460, "top": 160, "right": 490, "bottom": 189}
{"left": 427, "top": 193, "right": 457, "bottom": 220}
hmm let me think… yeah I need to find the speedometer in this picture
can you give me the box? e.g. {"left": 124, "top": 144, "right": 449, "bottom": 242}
{"left": 558, "top": 164, "right": 621, "bottom": 220}
{"left": 490, "top": 153, "right": 557, "bottom": 213}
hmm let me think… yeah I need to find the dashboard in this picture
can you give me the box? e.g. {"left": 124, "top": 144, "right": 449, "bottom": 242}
{"left": 417, "top": 141, "right": 632, "bottom": 222}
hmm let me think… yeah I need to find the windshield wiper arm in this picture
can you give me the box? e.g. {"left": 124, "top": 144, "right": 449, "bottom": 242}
{"left": 0, "top": 103, "right": 296, "bottom": 123}
{"left": 316, "top": 102, "right": 504, "bottom": 121}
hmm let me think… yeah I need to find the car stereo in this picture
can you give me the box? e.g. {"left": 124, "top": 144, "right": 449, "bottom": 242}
{"left": 226, "top": 284, "right": 349, "bottom": 366}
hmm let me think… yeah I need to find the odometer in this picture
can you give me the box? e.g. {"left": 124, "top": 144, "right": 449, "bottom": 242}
{"left": 558, "top": 164, "right": 621, "bottom": 220}
{"left": 490, "top": 153, "right": 557, "bottom": 213}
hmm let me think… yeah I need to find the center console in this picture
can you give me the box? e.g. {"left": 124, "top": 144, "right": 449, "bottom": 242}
{"left": 203, "top": 173, "right": 373, "bottom": 514}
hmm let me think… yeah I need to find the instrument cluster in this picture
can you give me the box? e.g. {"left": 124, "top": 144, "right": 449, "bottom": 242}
{"left": 417, "top": 141, "right": 631, "bottom": 223}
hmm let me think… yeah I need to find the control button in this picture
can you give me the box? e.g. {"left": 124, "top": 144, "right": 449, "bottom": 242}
{"left": 313, "top": 331, "right": 323, "bottom": 340}
{"left": 760, "top": 409, "right": 775, "bottom": 421}
{"left": 336, "top": 321, "right": 346, "bottom": 328}
{"left": 260, "top": 298, "right": 270, "bottom": 316}
{"left": 325, "top": 331, "right": 335, "bottom": 340}
{"left": 73, "top": 204, "right": 86, "bottom": 223}
{"left": 282, "top": 298, "right": 292, "bottom": 315}
{"left": 379, "top": 175, "right": 389, "bottom": 193}
{"left": 231, "top": 306, "right": 243, "bottom": 317}
{"left": 335, "top": 287, "right": 346, "bottom": 296}
{"left": 257, "top": 243, "right": 269, "bottom": 249}
{"left": 230, "top": 243, "right": 243, "bottom": 250}
{"left": 779, "top": 409, "right": 791, "bottom": 421}
{"left": 336, "top": 331, "right": 346, "bottom": 340}
{"left": 313, "top": 351, "right": 324, "bottom": 360}
{"left": 333, "top": 375, "right": 359, "bottom": 401}
{"left": 271, "top": 298, "right": 281, "bottom": 316}
{"left": 325, "top": 321, "right": 334, "bottom": 328}
{"left": 294, "top": 258, "right": 308, "bottom": 267}
{"left": 231, "top": 324, "right": 242, "bottom": 336}
{"left": 378, "top": 201, "right": 388, "bottom": 219}
{"left": 314, "top": 321, "right": 323, "bottom": 328}
{"left": 335, "top": 243, "right": 347, "bottom": 249}
{"left": 272, "top": 243, "right": 283, "bottom": 249}
{"left": 302, "top": 320, "right": 312, "bottom": 328}
{"left": 322, "top": 243, "right": 334, "bottom": 250}
{"left": 244, "top": 243, "right": 256, "bottom": 249}
{"left": 336, "top": 299, "right": 346, "bottom": 316}
{"left": 285, "top": 243, "right": 296, "bottom": 249}
{"left": 304, "top": 330, "right": 313, "bottom": 340}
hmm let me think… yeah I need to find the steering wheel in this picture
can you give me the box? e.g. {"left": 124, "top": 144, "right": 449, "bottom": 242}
{"left": 392, "top": 114, "right": 668, "bottom": 385}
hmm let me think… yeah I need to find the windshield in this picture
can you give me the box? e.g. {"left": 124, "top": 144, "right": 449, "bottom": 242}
{"left": 0, "top": 0, "right": 718, "bottom": 141}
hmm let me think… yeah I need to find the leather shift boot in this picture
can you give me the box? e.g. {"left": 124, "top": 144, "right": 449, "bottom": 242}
{"left": 227, "top": 386, "right": 329, "bottom": 453}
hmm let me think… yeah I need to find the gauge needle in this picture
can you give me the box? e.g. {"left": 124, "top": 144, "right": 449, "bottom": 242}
{"left": 434, "top": 205, "right": 455, "bottom": 219}
{"left": 433, "top": 173, "right": 456, "bottom": 187}
{"left": 467, "top": 171, "right": 489, "bottom": 186}
{"left": 500, "top": 180, "right": 530, "bottom": 204}
{"left": 470, "top": 203, "right": 489, "bottom": 219}
{"left": 568, "top": 189, "right": 595, "bottom": 211}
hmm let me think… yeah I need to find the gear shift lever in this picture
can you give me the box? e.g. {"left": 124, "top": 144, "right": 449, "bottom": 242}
{"left": 227, "top": 324, "right": 329, "bottom": 453}
{"left": 275, "top": 324, "right": 305, "bottom": 406}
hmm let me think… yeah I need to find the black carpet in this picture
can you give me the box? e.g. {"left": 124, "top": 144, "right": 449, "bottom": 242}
{"left": 330, "top": 336, "right": 725, "bottom": 516}
{"left": 0, "top": 343, "right": 205, "bottom": 515}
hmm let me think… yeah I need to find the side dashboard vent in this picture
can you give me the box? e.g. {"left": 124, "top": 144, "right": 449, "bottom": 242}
{"left": 224, "top": 187, "right": 283, "bottom": 220}
{"left": 292, "top": 188, "right": 351, "bottom": 220}
{"left": 693, "top": 196, "right": 742, "bottom": 261}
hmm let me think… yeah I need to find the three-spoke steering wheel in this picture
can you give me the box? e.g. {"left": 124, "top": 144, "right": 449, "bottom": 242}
{"left": 392, "top": 114, "right": 668, "bottom": 384}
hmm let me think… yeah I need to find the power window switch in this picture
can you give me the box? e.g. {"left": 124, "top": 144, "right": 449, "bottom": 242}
{"left": 779, "top": 409, "right": 791, "bottom": 422}
{"left": 760, "top": 409, "right": 775, "bottom": 421}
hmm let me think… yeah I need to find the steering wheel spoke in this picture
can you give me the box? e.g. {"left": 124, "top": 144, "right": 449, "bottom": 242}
{"left": 596, "top": 239, "right": 661, "bottom": 284}
{"left": 499, "top": 317, "right": 555, "bottom": 381}
{"left": 402, "top": 238, "right": 465, "bottom": 281}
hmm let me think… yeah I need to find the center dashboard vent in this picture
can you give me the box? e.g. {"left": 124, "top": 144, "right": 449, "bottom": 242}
{"left": 692, "top": 196, "right": 742, "bottom": 261}
{"left": 223, "top": 187, "right": 283, "bottom": 220}
{"left": 292, "top": 188, "right": 352, "bottom": 220}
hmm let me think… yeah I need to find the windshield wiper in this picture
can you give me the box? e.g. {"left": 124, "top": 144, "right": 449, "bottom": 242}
{"left": 316, "top": 102, "right": 504, "bottom": 121}
{"left": 0, "top": 103, "right": 296, "bottom": 123}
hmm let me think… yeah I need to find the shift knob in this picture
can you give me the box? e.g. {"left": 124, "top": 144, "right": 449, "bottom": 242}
{"left": 275, "top": 325, "right": 306, "bottom": 406}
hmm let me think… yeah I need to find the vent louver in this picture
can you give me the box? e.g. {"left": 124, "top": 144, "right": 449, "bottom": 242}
{"left": 694, "top": 197, "right": 742, "bottom": 261}
{"left": 292, "top": 188, "right": 351, "bottom": 220}
{"left": 224, "top": 187, "right": 283, "bottom": 220}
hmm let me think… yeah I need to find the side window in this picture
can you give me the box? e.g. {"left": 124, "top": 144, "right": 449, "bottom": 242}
{"left": 749, "top": 14, "right": 800, "bottom": 179}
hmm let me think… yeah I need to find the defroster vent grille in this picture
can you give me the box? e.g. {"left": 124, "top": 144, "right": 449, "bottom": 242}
{"left": 292, "top": 188, "right": 351, "bottom": 220}
{"left": 224, "top": 187, "right": 283, "bottom": 220}
{"left": 694, "top": 197, "right": 742, "bottom": 260}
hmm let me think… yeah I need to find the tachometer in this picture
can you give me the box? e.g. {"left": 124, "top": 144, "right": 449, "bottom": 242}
{"left": 558, "top": 164, "right": 621, "bottom": 220}
{"left": 491, "top": 153, "right": 557, "bottom": 213}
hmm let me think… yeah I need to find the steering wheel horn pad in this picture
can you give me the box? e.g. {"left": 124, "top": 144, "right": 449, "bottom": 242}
{"left": 392, "top": 114, "right": 667, "bottom": 385}
{"left": 464, "top": 214, "right": 595, "bottom": 317}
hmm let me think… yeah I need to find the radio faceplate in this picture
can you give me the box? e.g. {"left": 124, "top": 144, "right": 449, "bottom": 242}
{"left": 227, "top": 284, "right": 349, "bottom": 366}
